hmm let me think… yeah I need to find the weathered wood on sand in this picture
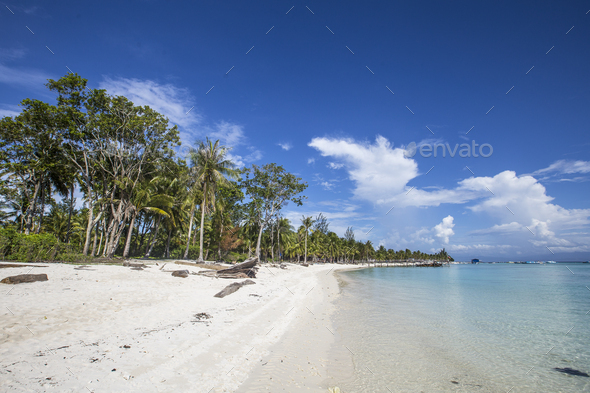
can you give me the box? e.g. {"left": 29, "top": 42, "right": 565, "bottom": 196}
{"left": 1, "top": 274, "right": 48, "bottom": 284}
{"left": 214, "top": 279, "right": 256, "bottom": 298}
{"left": 171, "top": 270, "right": 189, "bottom": 278}
{"left": 215, "top": 257, "right": 258, "bottom": 278}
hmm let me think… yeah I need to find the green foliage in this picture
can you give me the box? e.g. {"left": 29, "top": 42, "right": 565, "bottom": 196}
{"left": 0, "top": 73, "right": 454, "bottom": 264}
{"left": 227, "top": 252, "right": 248, "bottom": 263}
{"left": 171, "top": 244, "right": 200, "bottom": 260}
{"left": 0, "top": 227, "right": 86, "bottom": 262}
{"left": 0, "top": 227, "right": 18, "bottom": 259}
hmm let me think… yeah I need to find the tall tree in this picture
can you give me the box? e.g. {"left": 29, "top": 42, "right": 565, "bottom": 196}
{"left": 301, "top": 215, "right": 315, "bottom": 264}
{"left": 242, "top": 163, "right": 307, "bottom": 261}
{"left": 187, "top": 139, "right": 238, "bottom": 261}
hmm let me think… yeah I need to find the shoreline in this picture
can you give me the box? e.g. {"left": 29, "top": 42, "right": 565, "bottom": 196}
{"left": 0, "top": 261, "right": 361, "bottom": 392}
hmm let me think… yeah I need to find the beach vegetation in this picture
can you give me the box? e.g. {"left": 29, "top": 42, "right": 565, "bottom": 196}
{"left": 0, "top": 73, "right": 452, "bottom": 263}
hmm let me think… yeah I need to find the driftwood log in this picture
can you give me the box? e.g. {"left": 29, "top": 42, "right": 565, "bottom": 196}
{"left": 123, "top": 262, "right": 147, "bottom": 268}
{"left": 214, "top": 279, "right": 256, "bottom": 298}
{"left": 215, "top": 258, "right": 258, "bottom": 279}
{"left": 171, "top": 270, "right": 189, "bottom": 278}
{"left": 1, "top": 274, "right": 48, "bottom": 284}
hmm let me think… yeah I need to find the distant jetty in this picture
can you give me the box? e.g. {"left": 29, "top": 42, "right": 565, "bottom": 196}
{"left": 365, "top": 260, "right": 445, "bottom": 267}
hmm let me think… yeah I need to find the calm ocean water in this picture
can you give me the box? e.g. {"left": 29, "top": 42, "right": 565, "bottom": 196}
{"left": 332, "top": 264, "right": 590, "bottom": 392}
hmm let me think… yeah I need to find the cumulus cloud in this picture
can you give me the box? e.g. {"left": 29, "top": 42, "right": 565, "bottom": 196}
{"left": 461, "top": 171, "right": 590, "bottom": 231}
{"left": 309, "top": 135, "right": 418, "bottom": 204}
{"left": 433, "top": 216, "right": 455, "bottom": 244}
{"left": 278, "top": 142, "right": 292, "bottom": 151}
{"left": 206, "top": 121, "right": 245, "bottom": 146}
{"left": 307, "top": 135, "right": 590, "bottom": 255}
{"left": 99, "top": 77, "right": 201, "bottom": 129}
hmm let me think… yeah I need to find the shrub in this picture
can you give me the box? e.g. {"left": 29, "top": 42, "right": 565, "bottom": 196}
{"left": 0, "top": 229, "right": 81, "bottom": 262}
{"left": 227, "top": 252, "right": 248, "bottom": 263}
{"left": 0, "top": 227, "right": 18, "bottom": 259}
{"left": 169, "top": 244, "right": 200, "bottom": 260}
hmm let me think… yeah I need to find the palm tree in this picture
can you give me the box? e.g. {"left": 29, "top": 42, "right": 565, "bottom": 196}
{"left": 276, "top": 217, "right": 293, "bottom": 262}
{"left": 301, "top": 215, "right": 315, "bottom": 264}
{"left": 123, "top": 176, "right": 173, "bottom": 259}
{"left": 188, "top": 139, "right": 238, "bottom": 262}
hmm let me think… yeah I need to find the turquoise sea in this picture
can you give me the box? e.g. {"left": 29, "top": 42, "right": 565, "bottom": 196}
{"left": 333, "top": 264, "right": 590, "bottom": 392}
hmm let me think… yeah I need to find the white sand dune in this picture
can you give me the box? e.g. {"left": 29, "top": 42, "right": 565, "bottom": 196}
{"left": 0, "top": 261, "right": 358, "bottom": 392}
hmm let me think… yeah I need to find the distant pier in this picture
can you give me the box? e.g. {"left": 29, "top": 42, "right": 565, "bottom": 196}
{"left": 365, "top": 260, "right": 445, "bottom": 267}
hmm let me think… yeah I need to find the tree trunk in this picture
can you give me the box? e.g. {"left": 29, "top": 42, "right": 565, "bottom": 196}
{"left": 198, "top": 184, "right": 207, "bottom": 262}
{"left": 137, "top": 217, "right": 150, "bottom": 254}
{"left": 91, "top": 221, "right": 99, "bottom": 256}
{"left": 104, "top": 216, "right": 117, "bottom": 257}
{"left": 24, "top": 180, "right": 41, "bottom": 235}
{"left": 165, "top": 227, "right": 172, "bottom": 258}
{"left": 145, "top": 215, "right": 161, "bottom": 258}
{"left": 183, "top": 204, "right": 196, "bottom": 259}
{"left": 122, "top": 213, "right": 136, "bottom": 258}
{"left": 304, "top": 232, "right": 308, "bottom": 264}
{"left": 255, "top": 224, "right": 264, "bottom": 262}
{"left": 218, "top": 220, "right": 224, "bottom": 260}
{"left": 108, "top": 216, "right": 128, "bottom": 258}
{"left": 96, "top": 220, "right": 105, "bottom": 256}
{"left": 65, "top": 184, "right": 75, "bottom": 243}
{"left": 36, "top": 183, "right": 46, "bottom": 234}
{"left": 83, "top": 193, "right": 101, "bottom": 256}
{"left": 271, "top": 223, "right": 275, "bottom": 261}
{"left": 192, "top": 219, "right": 199, "bottom": 246}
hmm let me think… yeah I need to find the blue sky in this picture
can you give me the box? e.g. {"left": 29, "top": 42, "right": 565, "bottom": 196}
{"left": 1, "top": 1, "right": 590, "bottom": 261}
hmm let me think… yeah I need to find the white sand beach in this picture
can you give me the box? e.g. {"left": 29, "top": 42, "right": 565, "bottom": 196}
{"left": 0, "top": 261, "right": 358, "bottom": 392}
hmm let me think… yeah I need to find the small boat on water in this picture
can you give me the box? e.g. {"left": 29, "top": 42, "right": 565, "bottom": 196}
{"left": 546, "top": 260, "right": 557, "bottom": 264}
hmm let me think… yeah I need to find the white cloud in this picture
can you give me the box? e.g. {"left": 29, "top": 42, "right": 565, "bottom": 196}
{"left": 244, "top": 148, "right": 262, "bottom": 162}
{"left": 461, "top": 171, "right": 590, "bottom": 231}
{"left": 409, "top": 228, "right": 435, "bottom": 244}
{"left": 0, "top": 64, "right": 53, "bottom": 89}
{"left": 307, "top": 134, "right": 590, "bottom": 256}
{"left": 205, "top": 121, "right": 245, "bottom": 146}
{"left": 99, "top": 77, "right": 201, "bottom": 129}
{"left": 98, "top": 78, "right": 261, "bottom": 166}
{"left": 328, "top": 162, "right": 344, "bottom": 169}
{"left": 307, "top": 158, "right": 315, "bottom": 164}
{"left": 433, "top": 215, "right": 455, "bottom": 244}
{"left": 278, "top": 142, "right": 292, "bottom": 151}
{"left": 225, "top": 153, "right": 244, "bottom": 167}
{"left": 309, "top": 135, "right": 418, "bottom": 204}
{"left": 533, "top": 160, "right": 590, "bottom": 176}
{"left": 0, "top": 104, "right": 21, "bottom": 118}
{"left": 445, "top": 244, "right": 514, "bottom": 252}
{"left": 321, "top": 181, "right": 334, "bottom": 190}
{"left": 470, "top": 222, "right": 523, "bottom": 235}
{"left": 0, "top": 48, "right": 27, "bottom": 61}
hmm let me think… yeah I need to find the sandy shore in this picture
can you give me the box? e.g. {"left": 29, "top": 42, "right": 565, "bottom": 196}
{"left": 0, "top": 260, "right": 359, "bottom": 392}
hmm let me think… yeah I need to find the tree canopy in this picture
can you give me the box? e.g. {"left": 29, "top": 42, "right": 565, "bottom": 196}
{"left": 0, "top": 73, "right": 453, "bottom": 264}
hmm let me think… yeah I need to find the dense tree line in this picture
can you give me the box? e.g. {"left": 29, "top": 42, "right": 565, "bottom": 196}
{"left": 0, "top": 74, "right": 452, "bottom": 263}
